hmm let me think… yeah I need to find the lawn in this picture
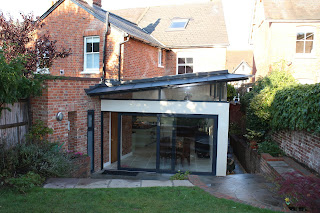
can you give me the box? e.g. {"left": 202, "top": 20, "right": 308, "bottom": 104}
{"left": 0, "top": 187, "right": 277, "bottom": 213}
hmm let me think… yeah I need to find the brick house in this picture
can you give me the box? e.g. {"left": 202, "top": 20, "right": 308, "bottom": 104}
{"left": 32, "top": 0, "right": 249, "bottom": 176}
{"left": 250, "top": 0, "right": 320, "bottom": 84}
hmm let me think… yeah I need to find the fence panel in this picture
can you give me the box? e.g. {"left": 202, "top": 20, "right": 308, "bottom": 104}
{"left": 0, "top": 100, "right": 29, "bottom": 147}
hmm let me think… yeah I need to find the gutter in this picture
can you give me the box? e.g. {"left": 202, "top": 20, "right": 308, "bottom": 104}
{"left": 102, "top": 12, "right": 110, "bottom": 83}
{"left": 118, "top": 35, "right": 130, "bottom": 81}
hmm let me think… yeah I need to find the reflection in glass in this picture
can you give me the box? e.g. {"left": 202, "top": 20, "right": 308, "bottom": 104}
{"left": 120, "top": 115, "right": 157, "bottom": 169}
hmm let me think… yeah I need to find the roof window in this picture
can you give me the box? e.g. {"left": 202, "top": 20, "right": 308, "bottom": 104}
{"left": 169, "top": 18, "right": 189, "bottom": 30}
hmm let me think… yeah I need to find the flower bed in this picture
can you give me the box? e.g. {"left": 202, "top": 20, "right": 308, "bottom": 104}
{"left": 67, "top": 151, "right": 91, "bottom": 178}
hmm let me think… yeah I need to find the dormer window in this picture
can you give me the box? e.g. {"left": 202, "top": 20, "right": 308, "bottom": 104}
{"left": 169, "top": 18, "right": 189, "bottom": 30}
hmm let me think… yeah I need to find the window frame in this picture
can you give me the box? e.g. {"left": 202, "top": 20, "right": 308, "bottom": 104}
{"left": 177, "top": 57, "right": 193, "bottom": 75}
{"left": 295, "top": 26, "right": 315, "bottom": 57}
{"left": 82, "top": 36, "right": 100, "bottom": 74}
{"left": 158, "top": 49, "right": 163, "bottom": 67}
{"left": 168, "top": 18, "right": 189, "bottom": 30}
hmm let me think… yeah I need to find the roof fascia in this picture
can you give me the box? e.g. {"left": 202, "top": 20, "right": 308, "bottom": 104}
{"left": 169, "top": 44, "right": 229, "bottom": 49}
{"left": 39, "top": 0, "right": 65, "bottom": 21}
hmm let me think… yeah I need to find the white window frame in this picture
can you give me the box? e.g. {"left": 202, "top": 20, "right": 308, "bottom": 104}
{"left": 296, "top": 26, "right": 315, "bottom": 57}
{"left": 177, "top": 56, "right": 193, "bottom": 75}
{"left": 158, "top": 49, "right": 163, "bottom": 67}
{"left": 81, "top": 36, "right": 100, "bottom": 74}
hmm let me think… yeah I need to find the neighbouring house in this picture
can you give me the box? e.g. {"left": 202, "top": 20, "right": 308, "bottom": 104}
{"left": 250, "top": 0, "right": 320, "bottom": 84}
{"left": 32, "top": 0, "right": 250, "bottom": 176}
{"left": 226, "top": 50, "right": 254, "bottom": 90}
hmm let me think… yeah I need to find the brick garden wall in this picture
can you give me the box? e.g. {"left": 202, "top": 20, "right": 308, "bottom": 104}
{"left": 272, "top": 131, "right": 320, "bottom": 174}
{"left": 31, "top": 78, "right": 102, "bottom": 171}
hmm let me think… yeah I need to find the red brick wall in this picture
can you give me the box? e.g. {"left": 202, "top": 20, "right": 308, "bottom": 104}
{"left": 31, "top": 78, "right": 102, "bottom": 171}
{"left": 122, "top": 39, "right": 176, "bottom": 80}
{"left": 272, "top": 131, "right": 320, "bottom": 174}
{"left": 39, "top": 0, "right": 105, "bottom": 78}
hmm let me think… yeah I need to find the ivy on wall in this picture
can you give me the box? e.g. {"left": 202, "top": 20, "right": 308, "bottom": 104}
{"left": 271, "top": 83, "right": 320, "bottom": 133}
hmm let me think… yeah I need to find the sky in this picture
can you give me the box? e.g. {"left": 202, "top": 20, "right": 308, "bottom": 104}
{"left": 0, "top": 0, "right": 254, "bottom": 49}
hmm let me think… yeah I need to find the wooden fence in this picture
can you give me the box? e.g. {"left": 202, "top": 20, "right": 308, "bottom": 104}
{"left": 0, "top": 100, "right": 30, "bottom": 147}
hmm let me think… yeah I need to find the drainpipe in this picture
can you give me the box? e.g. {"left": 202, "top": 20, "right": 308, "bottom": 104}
{"left": 102, "top": 12, "right": 110, "bottom": 83}
{"left": 118, "top": 35, "right": 130, "bottom": 81}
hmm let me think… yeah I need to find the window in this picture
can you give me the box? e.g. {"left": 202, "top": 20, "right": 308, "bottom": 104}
{"left": 296, "top": 27, "right": 314, "bottom": 54}
{"left": 84, "top": 36, "right": 100, "bottom": 72}
{"left": 158, "top": 49, "right": 163, "bottom": 67}
{"left": 178, "top": 57, "right": 193, "bottom": 74}
{"left": 169, "top": 18, "right": 189, "bottom": 30}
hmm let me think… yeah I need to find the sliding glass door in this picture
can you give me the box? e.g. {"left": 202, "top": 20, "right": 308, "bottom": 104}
{"left": 118, "top": 113, "right": 217, "bottom": 174}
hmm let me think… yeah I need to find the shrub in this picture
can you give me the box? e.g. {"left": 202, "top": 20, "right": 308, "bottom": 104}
{"left": 242, "top": 60, "right": 297, "bottom": 133}
{"left": 7, "top": 172, "right": 45, "bottom": 193}
{"left": 227, "top": 84, "right": 237, "bottom": 101}
{"left": 277, "top": 172, "right": 320, "bottom": 212}
{"left": 170, "top": 171, "right": 190, "bottom": 180}
{"left": 257, "top": 141, "right": 284, "bottom": 157}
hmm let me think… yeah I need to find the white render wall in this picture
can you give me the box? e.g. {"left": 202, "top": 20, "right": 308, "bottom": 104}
{"left": 101, "top": 100, "right": 229, "bottom": 176}
{"left": 172, "top": 48, "right": 227, "bottom": 74}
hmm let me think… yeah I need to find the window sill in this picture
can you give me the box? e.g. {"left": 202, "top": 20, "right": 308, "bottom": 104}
{"left": 80, "top": 70, "right": 100, "bottom": 74}
{"left": 158, "top": 65, "right": 164, "bottom": 68}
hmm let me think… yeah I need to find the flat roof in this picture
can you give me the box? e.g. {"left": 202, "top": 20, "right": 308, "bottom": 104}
{"left": 85, "top": 70, "right": 251, "bottom": 96}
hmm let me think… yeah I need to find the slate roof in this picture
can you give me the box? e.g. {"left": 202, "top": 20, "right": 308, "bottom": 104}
{"left": 111, "top": 1, "right": 229, "bottom": 48}
{"left": 86, "top": 70, "right": 250, "bottom": 96}
{"left": 40, "top": 0, "right": 164, "bottom": 47}
{"left": 263, "top": 0, "right": 320, "bottom": 20}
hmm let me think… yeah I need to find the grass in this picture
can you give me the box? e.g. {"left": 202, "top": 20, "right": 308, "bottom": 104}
{"left": 0, "top": 187, "right": 277, "bottom": 213}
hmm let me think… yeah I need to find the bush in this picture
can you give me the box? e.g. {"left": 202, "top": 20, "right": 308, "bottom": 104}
{"left": 257, "top": 141, "right": 284, "bottom": 157}
{"left": 227, "top": 84, "right": 237, "bottom": 101}
{"left": 170, "top": 171, "right": 190, "bottom": 180}
{"left": 277, "top": 172, "right": 320, "bottom": 212}
{"left": 242, "top": 60, "right": 297, "bottom": 133}
{"left": 7, "top": 172, "right": 45, "bottom": 193}
{"left": 0, "top": 121, "right": 72, "bottom": 190}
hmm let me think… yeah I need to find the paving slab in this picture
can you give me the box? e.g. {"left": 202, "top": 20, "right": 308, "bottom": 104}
{"left": 44, "top": 178, "right": 79, "bottom": 189}
{"left": 108, "top": 179, "right": 141, "bottom": 188}
{"left": 172, "top": 180, "right": 194, "bottom": 187}
{"left": 141, "top": 180, "right": 173, "bottom": 187}
{"left": 75, "top": 179, "right": 111, "bottom": 188}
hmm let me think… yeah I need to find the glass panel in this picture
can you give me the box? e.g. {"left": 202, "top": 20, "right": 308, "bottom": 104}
{"left": 161, "top": 84, "right": 212, "bottom": 101}
{"left": 93, "top": 53, "right": 99, "bottom": 69}
{"left": 86, "top": 54, "right": 93, "bottom": 68}
{"left": 88, "top": 114, "right": 93, "bottom": 128}
{"left": 92, "top": 37, "right": 99, "bottom": 43}
{"left": 186, "top": 58, "right": 193, "bottom": 63}
{"left": 296, "top": 32, "right": 305, "bottom": 40}
{"left": 306, "top": 32, "right": 314, "bottom": 40}
{"left": 120, "top": 115, "right": 157, "bottom": 169}
{"left": 186, "top": 66, "right": 193, "bottom": 73}
{"left": 86, "top": 37, "right": 93, "bottom": 43}
{"left": 86, "top": 43, "right": 92, "bottom": 52}
{"left": 93, "top": 42, "right": 99, "bottom": 52}
{"left": 170, "top": 21, "right": 187, "bottom": 29}
{"left": 296, "top": 41, "right": 304, "bottom": 53}
{"left": 132, "top": 90, "right": 159, "bottom": 100}
{"left": 305, "top": 41, "right": 313, "bottom": 53}
{"left": 159, "top": 117, "right": 175, "bottom": 170}
{"left": 175, "top": 117, "right": 214, "bottom": 173}
{"left": 178, "top": 58, "right": 185, "bottom": 64}
{"left": 178, "top": 66, "right": 185, "bottom": 74}
{"left": 221, "top": 82, "right": 227, "bottom": 101}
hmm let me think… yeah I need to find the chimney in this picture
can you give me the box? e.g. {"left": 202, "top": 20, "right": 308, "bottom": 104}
{"left": 86, "top": 0, "right": 101, "bottom": 7}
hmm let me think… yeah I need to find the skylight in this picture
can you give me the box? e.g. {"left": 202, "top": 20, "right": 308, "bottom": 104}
{"left": 169, "top": 19, "right": 189, "bottom": 29}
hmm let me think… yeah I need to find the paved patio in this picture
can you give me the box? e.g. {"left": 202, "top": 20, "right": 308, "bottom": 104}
{"left": 189, "top": 174, "right": 286, "bottom": 212}
{"left": 43, "top": 178, "right": 194, "bottom": 189}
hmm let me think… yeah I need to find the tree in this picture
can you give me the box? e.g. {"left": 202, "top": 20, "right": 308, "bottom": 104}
{"left": 0, "top": 12, "right": 70, "bottom": 115}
